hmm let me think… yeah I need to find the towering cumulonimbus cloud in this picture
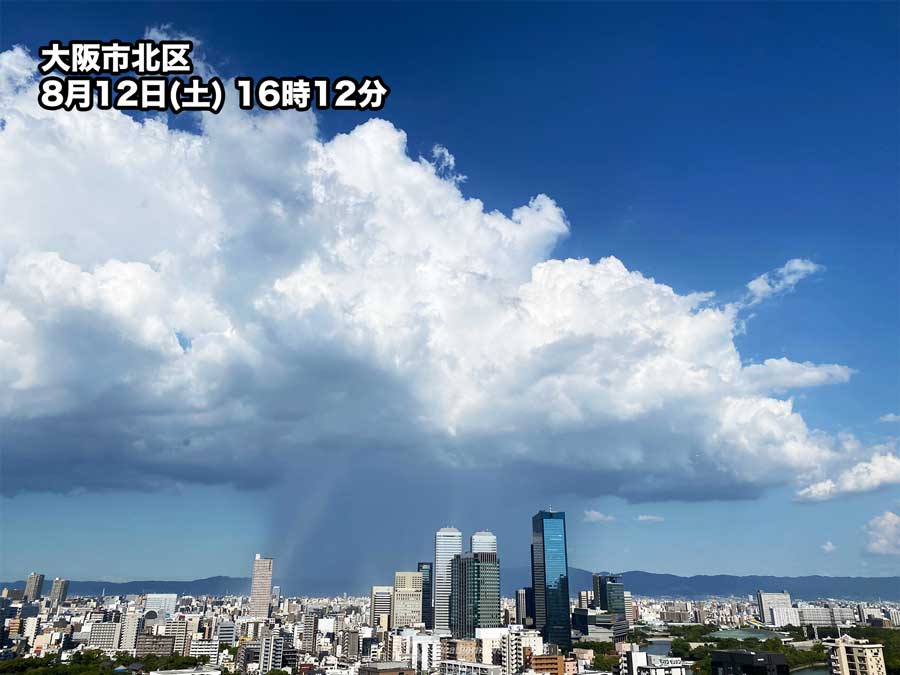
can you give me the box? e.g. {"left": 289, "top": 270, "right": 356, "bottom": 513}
{"left": 0, "top": 44, "right": 889, "bottom": 504}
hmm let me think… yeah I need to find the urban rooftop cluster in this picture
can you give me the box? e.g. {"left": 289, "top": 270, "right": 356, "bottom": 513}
{"left": 2, "top": 511, "right": 898, "bottom": 675}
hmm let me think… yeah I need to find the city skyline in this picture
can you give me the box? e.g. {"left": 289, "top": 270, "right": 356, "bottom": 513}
{"left": 1, "top": 1, "right": 898, "bottom": 585}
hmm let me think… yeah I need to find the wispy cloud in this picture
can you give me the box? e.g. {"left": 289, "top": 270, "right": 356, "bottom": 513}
{"left": 744, "top": 258, "right": 823, "bottom": 306}
{"left": 821, "top": 540, "right": 837, "bottom": 553}
{"left": 880, "top": 413, "right": 900, "bottom": 423}
{"left": 636, "top": 515, "right": 665, "bottom": 523}
{"left": 583, "top": 510, "right": 615, "bottom": 523}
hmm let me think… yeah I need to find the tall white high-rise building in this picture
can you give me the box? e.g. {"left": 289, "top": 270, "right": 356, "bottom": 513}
{"left": 434, "top": 527, "right": 463, "bottom": 632}
{"left": 23, "top": 573, "right": 44, "bottom": 602}
{"left": 249, "top": 553, "right": 274, "bottom": 618}
{"left": 471, "top": 531, "right": 498, "bottom": 554}
{"left": 119, "top": 613, "right": 145, "bottom": 653}
{"left": 49, "top": 578, "right": 69, "bottom": 608}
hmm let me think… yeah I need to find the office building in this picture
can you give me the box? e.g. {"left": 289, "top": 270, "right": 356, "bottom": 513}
{"left": 795, "top": 605, "right": 855, "bottom": 627}
{"left": 135, "top": 633, "right": 176, "bottom": 658}
{"left": 623, "top": 591, "right": 635, "bottom": 626}
{"left": 571, "top": 607, "right": 628, "bottom": 642}
{"left": 49, "top": 578, "right": 69, "bottom": 607}
{"left": 502, "top": 629, "right": 543, "bottom": 675}
{"left": 515, "top": 589, "right": 528, "bottom": 625}
{"left": 370, "top": 585, "right": 393, "bottom": 628}
{"left": 824, "top": 636, "right": 887, "bottom": 675}
{"left": 712, "top": 651, "right": 789, "bottom": 675}
{"left": 302, "top": 615, "right": 318, "bottom": 653}
{"left": 249, "top": 553, "right": 274, "bottom": 618}
{"left": 593, "top": 574, "right": 625, "bottom": 617}
{"left": 190, "top": 638, "right": 221, "bottom": 660}
{"left": 532, "top": 654, "right": 565, "bottom": 675}
{"left": 259, "top": 628, "right": 284, "bottom": 672}
{"left": 216, "top": 619, "right": 236, "bottom": 646}
{"left": 471, "top": 531, "right": 498, "bottom": 554}
{"left": 531, "top": 510, "right": 571, "bottom": 648}
{"left": 119, "top": 613, "right": 145, "bottom": 653}
{"left": 441, "top": 662, "right": 503, "bottom": 675}
{"left": 165, "top": 618, "right": 189, "bottom": 656}
{"left": 359, "top": 662, "right": 416, "bottom": 675}
{"left": 450, "top": 552, "right": 501, "bottom": 638}
{"left": 145, "top": 593, "right": 178, "bottom": 616}
{"left": 756, "top": 591, "right": 792, "bottom": 625}
{"left": 435, "top": 527, "right": 463, "bottom": 632}
{"left": 392, "top": 571, "right": 424, "bottom": 628}
{"left": 23, "top": 572, "right": 45, "bottom": 602}
{"left": 341, "top": 629, "right": 360, "bottom": 662}
{"left": 88, "top": 622, "right": 122, "bottom": 651}
{"left": 769, "top": 607, "right": 800, "bottom": 628}
{"left": 411, "top": 632, "right": 444, "bottom": 672}
{"left": 418, "top": 561, "right": 435, "bottom": 629}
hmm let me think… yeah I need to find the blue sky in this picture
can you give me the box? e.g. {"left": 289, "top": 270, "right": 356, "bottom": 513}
{"left": 0, "top": 2, "right": 897, "bottom": 588}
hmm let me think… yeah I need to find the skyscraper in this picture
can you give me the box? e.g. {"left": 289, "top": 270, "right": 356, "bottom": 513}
{"left": 471, "top": 531, "right": 498, "bottom": 554}
{"left": 434, "top": 527, "right": 463, "bottom": 632}
{"left": 249, "top": 553, "right": 274, "bottom": 618}
{"left": 23, "top": 573, "right": 44, "bottom": 602}
{"left": 450, "top": 551, "right": 501, "bottom": 638}
{"left": 49, "top": 578, "right": 69, "bottom": 607}
{"left": 392, "top": 571, "right": 424, "bottom": 628}
{"left": 593, "top": 574, "right": 625, "bottom": 617}
{"left": 417, "top": 561, "right": 434, "bottom": 629}
{"left": 515, "top": 588, "right": 529, "bottom": 626}
{"left": 531, "top": 510, "right": 571, "bottom": 648}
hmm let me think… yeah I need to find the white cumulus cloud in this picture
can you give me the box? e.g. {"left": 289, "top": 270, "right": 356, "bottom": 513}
{"left": 821, "top": 540, "right": 836, "bottom": 553}
{"left": 796, "top": 448, "right": 900, "bottom": 501}
{"left": 0, "top": 45, "right": 861, "bottom": 502}
{"left": 864, "top": 512, "right": 900, "bottom": 556}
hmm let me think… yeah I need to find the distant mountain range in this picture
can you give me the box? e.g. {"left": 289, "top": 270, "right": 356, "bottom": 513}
{"left": 502, "top": 567, "right": 900, "bottom": 601}
{"left": 4, "top": 569, "right": 898, "bottom": 601}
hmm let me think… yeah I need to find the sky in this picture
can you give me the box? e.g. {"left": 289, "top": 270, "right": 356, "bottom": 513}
{"left": 0, "top": 2, "right": 898, "bottom": 590}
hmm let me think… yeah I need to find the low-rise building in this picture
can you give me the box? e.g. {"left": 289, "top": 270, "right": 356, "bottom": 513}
{"left": 441, "top": 661, "right": 503, "bottom": 675}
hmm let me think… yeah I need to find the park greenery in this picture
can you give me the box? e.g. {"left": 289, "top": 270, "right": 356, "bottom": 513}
{"left": 670, "top": 636, "right": 827, "bottom": 675}
{"left": 572, "top": 640, "right": 621, "bottom": 672}
{"left": 0, "top": 650, "right": 206, "bottom": 675}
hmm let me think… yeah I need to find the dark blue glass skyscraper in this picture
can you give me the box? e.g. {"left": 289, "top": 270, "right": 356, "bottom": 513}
{"left": 418, "top": 561, "right": 434, "bottom": 629}
{"left": 531, "top": 510, "right": 571, "bottom": 648}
